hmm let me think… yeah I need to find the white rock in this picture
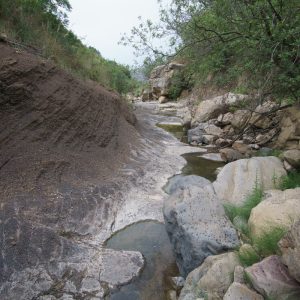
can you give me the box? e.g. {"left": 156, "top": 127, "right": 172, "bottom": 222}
{"left": 179, "top": 252, "right": 240, "bottom": 300}
{"left": 99, "top": 249, "right": 144, "bottom": 286}
{"left": 249, "top": 188, "right": 300, "bottom": 238}
{"left": 192, "top": 93, "right": 247, "bottom": 126}
{"left": 213, "top": 157, "right": 286, "bottom": 205}
{"left": 224, "top": 282, "right": 264, "bottom": 300}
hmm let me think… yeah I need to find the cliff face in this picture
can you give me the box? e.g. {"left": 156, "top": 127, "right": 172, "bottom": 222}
{"left": 0, "top": 41, "right": 138, "bottom": 298}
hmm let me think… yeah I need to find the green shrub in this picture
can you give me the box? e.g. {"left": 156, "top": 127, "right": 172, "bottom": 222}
{"left": 168, "top": 71, "right": 191, "bottom": 100}
{"left": 224, "top": 185, "right": 263, "bottom": 223}
{"left": 278, "top": 171, "right": 300, "bottom": 190}
{"left": 238, "top": 247, "right": 260, "bottom": 267}
{"left": 253, "top": 226, "right": 287, "bottom": 257}
{"left": 256, "top": 149, "right": 283, "bottom": 158}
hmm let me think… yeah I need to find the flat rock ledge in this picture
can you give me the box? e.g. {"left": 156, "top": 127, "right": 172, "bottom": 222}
{"left": 100, "top": 249, "right": 145, "bottom": 287}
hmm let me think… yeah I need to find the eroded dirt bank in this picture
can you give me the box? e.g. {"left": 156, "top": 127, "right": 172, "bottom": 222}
{"left": 0, "top": 42, "right": 199, "bottom": 299}
{"left": 0, "top": 41, "right": 140, "bottom": 299}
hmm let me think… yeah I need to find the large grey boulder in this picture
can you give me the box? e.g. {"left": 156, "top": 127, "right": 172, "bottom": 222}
{"left": 248, "top": 188, "right": 300, "bottom": 238}
{"left": 213, "top": 157, "right": 287, "bottom": 205}
{"left": 245, "top": 256, "right": 300, "bottom": 300}
{"left": 223, "top": 283, "right": 264, "bottom": 300}
{"left": 280, "top": 220, "right": 300, "bottom": 283}
{"left": 191, "top": 93, "right": 247, "bottom": 126}
{"left": 179, "top": 252, "right": 240, "bottom": 300}
{"left": 163, "top": 183, "right": 239, "bottom": 276}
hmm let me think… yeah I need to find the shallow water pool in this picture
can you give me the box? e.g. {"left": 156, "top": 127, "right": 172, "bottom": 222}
{"left": 105, "top": 221, "right": 178, "bottom": 300}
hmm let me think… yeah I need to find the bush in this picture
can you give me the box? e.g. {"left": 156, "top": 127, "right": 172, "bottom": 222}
{"left": 238, "top": 246, "right": 260, "bottom": 267}
{"left": 253, "top": 226, "right": 287, "bottom": 257}
{"left": 278, "top": 171, "right": 300, "bottom": 190}
{"left": 168, "top": 70, "right": 192, "bottom": 100}
{"left": 224, "top": 185, "right": 263, "bottom": 223}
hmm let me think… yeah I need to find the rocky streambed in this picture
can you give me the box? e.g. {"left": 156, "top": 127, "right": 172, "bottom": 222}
{"left": 103, "top": 102, "right": 225, "bottom": 299}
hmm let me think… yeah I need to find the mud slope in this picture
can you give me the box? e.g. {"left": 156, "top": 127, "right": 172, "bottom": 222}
{"left": 0, "top": 41, "right": 137, "bottom": 299}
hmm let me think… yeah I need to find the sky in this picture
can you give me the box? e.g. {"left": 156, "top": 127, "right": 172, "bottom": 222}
{"left": 68, "top": 0, "right": 166, "bottom": 66}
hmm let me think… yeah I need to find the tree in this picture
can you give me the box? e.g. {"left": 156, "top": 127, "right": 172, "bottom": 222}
{"left": 121, "top": 0, "right": 300, "bottom": 103}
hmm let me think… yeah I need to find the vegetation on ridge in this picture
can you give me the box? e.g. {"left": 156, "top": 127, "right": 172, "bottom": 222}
{"left": 122, "top": 0, "right": 300, "bottom": 103}
{"left": 0, "top": 0, "right": 138, "bottom": 94}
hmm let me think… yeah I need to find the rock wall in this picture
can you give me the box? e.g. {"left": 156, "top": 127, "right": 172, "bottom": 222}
{"left": 142, "top": 62, "right": 185, "bottom": 102}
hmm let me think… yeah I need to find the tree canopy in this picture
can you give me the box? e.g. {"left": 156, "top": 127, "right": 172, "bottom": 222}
{"left": 122, "top": 0, "right": 300, "bottom": 102}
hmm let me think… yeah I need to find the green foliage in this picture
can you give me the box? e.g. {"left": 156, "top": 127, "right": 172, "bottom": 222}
{"left": 238, "top": 247, "right": 260, "bottom": 267}
{"left": 224, "top": 185, "right": 263, "bottom": 223}
{"left": 253, "top": 226, "right": 287, "bottom": 257}
{"left": 256, "top": 149, "right": 283, "bottom": 158}
{"left": 278, "top": 171, "right": 300, "bottom": 190}
{"left": 0, "top": 0, "right": 137, "bottom": 94}
{"left": 168, "top": 71, "right": 191, "bottom": 100}
{"left": 243, "top": 271, "right": 252, "bottom": 286}
{"left": 124, "top": 0, "right": 300, "bottom": 103}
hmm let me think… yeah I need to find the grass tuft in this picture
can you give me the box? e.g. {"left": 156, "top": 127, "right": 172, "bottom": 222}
{"left": 238, "top": 246, "right": 260, "bottom": 267}
{"left": 224, "top": 185, "right": 263, "bottom": 223}
{"left": 253, "top": 226, "right": 287, "bottom": 257}
{"left": 278, "top": 171, "right": 300, "bottom": 191}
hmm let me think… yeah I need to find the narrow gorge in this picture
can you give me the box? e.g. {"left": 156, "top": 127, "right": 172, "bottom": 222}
{"left": 1, "top": 0, "right": 300, "bottom": 299}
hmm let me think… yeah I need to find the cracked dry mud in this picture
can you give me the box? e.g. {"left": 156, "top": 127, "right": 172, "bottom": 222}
{"left": 0, "top": 41, "right": 200, "bottom": 300}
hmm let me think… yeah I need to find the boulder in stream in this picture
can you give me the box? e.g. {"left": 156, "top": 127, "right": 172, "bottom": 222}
{"left": 163, "top": 183, "right": 239, "bottom": 276}
{"left": 179, "top": 252, "right": 240, "bottom": 300}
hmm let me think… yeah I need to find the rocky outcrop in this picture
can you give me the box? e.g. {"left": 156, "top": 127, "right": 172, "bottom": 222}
{"left": 191, "top": 93, "right": 247, "bottom": 126}
{"left": 179, "top": 252, "right": 240, "bottom": 300}
{"left": 245, "top": 256, "right": 300, "bottom": 300}
{"left": 184, "top": 90, "right": 300, "bottom": 150}
{"left": 248, "top": 188, "right": 300, "bottom": 238}
{"left": 163, "top": 183, "right": 239, "bottom": 276}
{"left": 223, "top": 283, "right": 264, "bottom": 300}
{"left": 149, "top": 62, "right": 185, "bottom": 100}
{"left": 280, "top": 220, "right": 300, "bottom": 283}
{"left": 213, "top": 157, "right": 286, "bottom": 205}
